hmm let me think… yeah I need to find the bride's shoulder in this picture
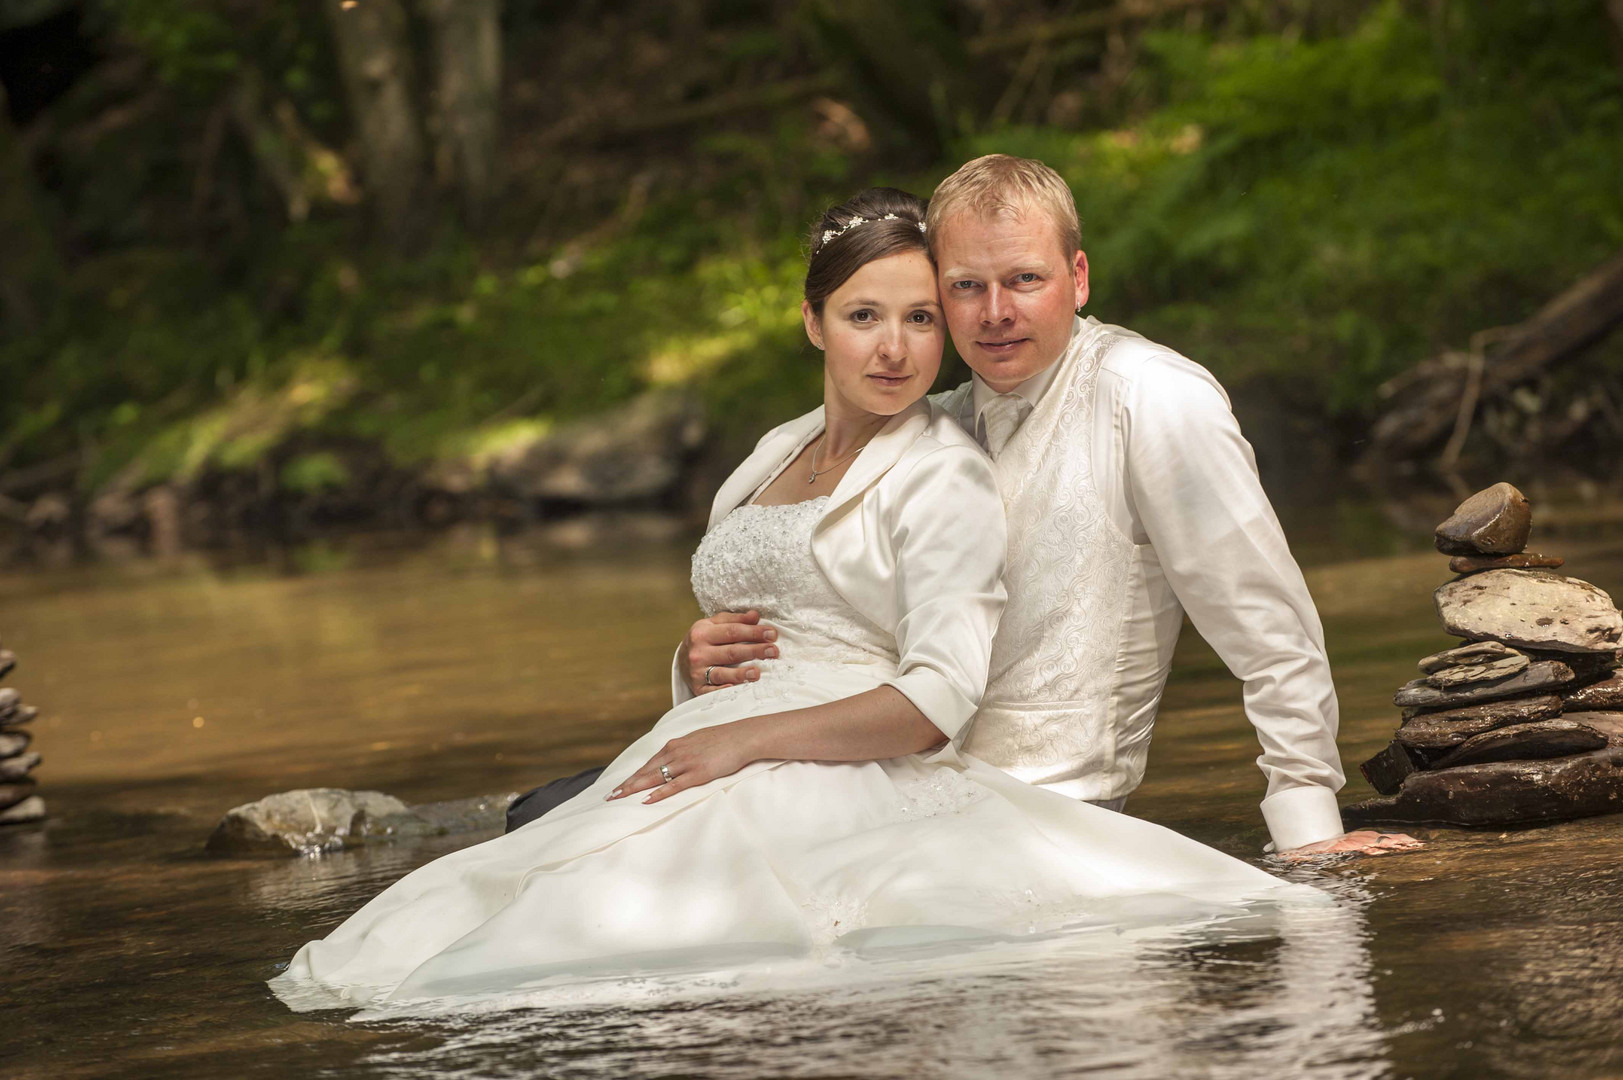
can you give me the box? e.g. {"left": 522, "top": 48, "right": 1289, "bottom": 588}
{"left": 885, "top": 401, "right": 996, "bottom": 494}
{"left": 918, "top": 399, "right": 986, "bottom": 455}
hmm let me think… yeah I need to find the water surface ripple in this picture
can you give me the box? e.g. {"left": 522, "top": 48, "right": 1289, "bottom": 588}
{"left": 3, "top": 532, "right": 1623, "bottom": 1078}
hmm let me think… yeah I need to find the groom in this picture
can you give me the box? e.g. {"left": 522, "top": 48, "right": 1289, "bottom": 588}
{"left": 510, "top": 155, "right": 1412, "bottom": 857}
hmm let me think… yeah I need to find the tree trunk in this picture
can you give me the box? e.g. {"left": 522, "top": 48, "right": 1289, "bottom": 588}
{"left": 323, "top": 0, "right": 426, "bottom": 242}
{"left": 803, "top": 0, "right": 985, "bottom": 151}
{"left": 1607, "top": 0, "right": 1623, "bottom": 76}
{"left": 0, "top": 86, "right": 62, "bottom": 336}
{"left": 419, "top": 0, "right": 502, "bottom": 228}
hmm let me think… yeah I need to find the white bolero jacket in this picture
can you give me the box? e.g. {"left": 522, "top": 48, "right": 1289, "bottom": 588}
{"left": 670, "top": 399, "right": 1007, "bottom": 745}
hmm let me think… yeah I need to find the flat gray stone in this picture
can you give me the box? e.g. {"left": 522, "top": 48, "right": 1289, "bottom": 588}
{"left": 1418, "top": 640, "right": 1522, "bottom": 674}
{"left": 1434, "top": 570, "right": 1623, "bottom": 654}
{"left": 0, "top": 751, "right": 40, "bottom": 781}
{"left": 1359, "top": 742, "right": 1424, "bottom": 795}
{"left": 205, "top": 788, "right": 410, "bottom": 857}
{"left": 0, "top": 705, "right": 36, "bottom": 728}
{"left": 0, "top": 688, "right": 17, "bottom": 714}
{"left": 1343, "top": 745, "right": 1623, "bottom": 828}
{"left": 0, "top": 731, "right": 27, "bottom": 758}
{"left": 1394, "top": 660, "right": 1574, "bottom": 708}
{"left": 1434, "top": 482, "right": 1532, "bottom": 556}
{"left": 1397, "top": 694, "right": 1563, "bottom": 751}
{"left": 0, "top": 795, "right": 45, "bottom": 825}
{"left": 1426, "top": 654, "right": 1529, "bottom": 688}
{"left": 1450, "top": 553, "right": 1564, "bottom": 574}
{"left": 1431, "top": 718, "right": 1610, "bottom": 770}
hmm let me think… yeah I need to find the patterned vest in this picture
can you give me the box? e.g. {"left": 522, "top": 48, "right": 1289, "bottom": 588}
{"left": 942, "top": 319, "right": 1137, "bottom": 786}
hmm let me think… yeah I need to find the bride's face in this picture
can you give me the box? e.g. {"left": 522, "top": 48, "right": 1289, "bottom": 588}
{"left": 802, "top": 251, "right": 944, "bottom": 419}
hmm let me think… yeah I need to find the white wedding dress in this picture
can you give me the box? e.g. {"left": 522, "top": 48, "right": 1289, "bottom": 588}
{"left": 271, "top": 497, "right": 1298, "bottom": 1013}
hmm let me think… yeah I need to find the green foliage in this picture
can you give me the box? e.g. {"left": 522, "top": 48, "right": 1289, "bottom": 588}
{"left": 966, "top": 0, "right": 1623, "bottom": 414}
{"left": 279, "top": 451, "right": 349, "bottom": 493}
{"left": 6, "top": 0, "right": 1623, "bottom": 500}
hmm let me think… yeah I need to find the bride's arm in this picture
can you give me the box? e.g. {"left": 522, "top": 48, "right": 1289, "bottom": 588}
{"left": 610, "top": 441, "right": 1006, "bottom": 804}
{"left": 610, "top": 687, "right": 943, "bottom": 802}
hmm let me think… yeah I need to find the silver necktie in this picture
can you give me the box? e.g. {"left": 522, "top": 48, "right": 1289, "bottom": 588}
{"left": 981, "top": 393, "right": 1025, "bottom": 459}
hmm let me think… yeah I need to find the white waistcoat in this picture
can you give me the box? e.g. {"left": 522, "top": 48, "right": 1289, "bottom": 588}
{"left": 943, "top": 320, "right": 1136, "bottom": 786}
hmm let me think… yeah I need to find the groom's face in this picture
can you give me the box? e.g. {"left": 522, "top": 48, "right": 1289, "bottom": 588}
{"left": 934, "top": 210, "right": 1089, "bottom": 393}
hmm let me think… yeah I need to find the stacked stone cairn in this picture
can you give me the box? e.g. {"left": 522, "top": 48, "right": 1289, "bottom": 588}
{"left": 0, "top": 640, "right": 45, "bottom": 825}
{"left": 1345, "top": 483, "right": 1623, "bottom": 827}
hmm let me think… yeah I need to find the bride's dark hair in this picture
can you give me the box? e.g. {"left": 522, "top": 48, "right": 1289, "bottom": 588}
{"left": 803, "top": 187, "right": 930, "bottom": 315}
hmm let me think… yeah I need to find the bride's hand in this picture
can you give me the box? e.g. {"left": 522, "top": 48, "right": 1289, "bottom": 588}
{"left": 680, "top": 610, "right": 778, "bottom": 695}
{"left": 606, "top": 722, "right": 764, "bottom": 804}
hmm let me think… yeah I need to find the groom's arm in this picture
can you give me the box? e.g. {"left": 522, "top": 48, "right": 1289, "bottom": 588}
{"left": 1115, "top": 350, "right": 1349, "bottom": 852}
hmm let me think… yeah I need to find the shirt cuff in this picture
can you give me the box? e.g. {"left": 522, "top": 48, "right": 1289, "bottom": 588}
{"left": 1260, "top": 784, "right": 1344, "bottom": 852}
{"left": 881, "top": 668, "right": 976, "bottom": 746}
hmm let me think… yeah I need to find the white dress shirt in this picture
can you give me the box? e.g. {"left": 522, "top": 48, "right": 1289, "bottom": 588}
{"left": 955, "top": 319, "right": 1346, "bottom": 850}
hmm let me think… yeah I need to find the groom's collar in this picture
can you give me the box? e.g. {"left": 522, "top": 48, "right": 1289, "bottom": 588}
{"left": 968, "top": 315, "right": 1090, "bottom": 420}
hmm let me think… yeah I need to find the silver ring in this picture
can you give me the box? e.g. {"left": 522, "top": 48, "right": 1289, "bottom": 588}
{"left": 660, "top": 764, "right": 674, "bottom": 783}
{"left": 704, "top": 665, "right": 717, "bottom": 686}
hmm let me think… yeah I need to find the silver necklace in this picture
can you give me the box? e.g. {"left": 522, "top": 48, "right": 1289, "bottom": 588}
{"left": 807, "top": 434, "right": 865, "bottom": 484}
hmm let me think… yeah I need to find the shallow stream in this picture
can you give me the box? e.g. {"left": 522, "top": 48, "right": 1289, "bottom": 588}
{"left": 3, "top": 523, "right": 1622, "bottom": 1078}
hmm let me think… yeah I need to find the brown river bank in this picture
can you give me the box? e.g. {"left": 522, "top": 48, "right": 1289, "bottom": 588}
{"left": 2, "top": 521, "right": 1622, "bottom": 1078}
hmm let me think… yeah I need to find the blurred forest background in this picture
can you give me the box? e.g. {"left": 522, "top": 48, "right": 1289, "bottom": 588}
{"left": 2, "top": 0, "right": 1623, "bottom": 559}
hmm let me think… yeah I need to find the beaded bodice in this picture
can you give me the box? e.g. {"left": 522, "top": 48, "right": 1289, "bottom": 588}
{"left": 690, "top": 498, "right": 895, "bottom": 673}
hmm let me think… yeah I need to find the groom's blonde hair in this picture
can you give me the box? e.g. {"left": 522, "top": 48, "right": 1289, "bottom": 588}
{"left": 926, "top": 154, "right": 1081, "bottom": 258}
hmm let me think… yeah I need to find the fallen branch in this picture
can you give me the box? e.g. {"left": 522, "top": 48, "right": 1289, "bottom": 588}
{"left": 540, "top": 73, "right": 841, "bottom": 148}
{"left": 1363, "top": 250, "right": 1623, "bottom": 469}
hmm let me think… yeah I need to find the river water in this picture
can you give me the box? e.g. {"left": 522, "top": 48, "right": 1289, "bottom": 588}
{"left": 3, "top": 521, "right": 1623, "bottom": 1078}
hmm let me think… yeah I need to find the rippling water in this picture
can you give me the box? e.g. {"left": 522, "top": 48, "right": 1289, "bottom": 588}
{"left": 3, "top": 523, "right": 1623, "bottom": 1078}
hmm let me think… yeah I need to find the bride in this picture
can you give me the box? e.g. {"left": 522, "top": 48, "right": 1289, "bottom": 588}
{"left": 272, "top": 189, "right": 1293, "bottom": 1012}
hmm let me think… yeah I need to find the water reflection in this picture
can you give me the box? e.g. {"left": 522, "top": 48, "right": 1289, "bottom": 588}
{"left": 6, "top": 533, "right": 1623, "bottom": 1077}
{"left": 352, "top": 878, "right": 1382, "bottom": 1079}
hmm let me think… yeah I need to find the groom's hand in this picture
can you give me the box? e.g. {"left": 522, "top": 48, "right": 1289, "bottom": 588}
{"left": 1280, "top": 829, "right": 1423, "bottom": 861}
{"left": 680, "top": 610, "right": 778, "bottom": 695}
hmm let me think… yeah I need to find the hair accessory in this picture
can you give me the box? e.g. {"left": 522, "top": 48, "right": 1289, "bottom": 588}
{"left": 817, "top": 213, "right": 927, "bottom": 252}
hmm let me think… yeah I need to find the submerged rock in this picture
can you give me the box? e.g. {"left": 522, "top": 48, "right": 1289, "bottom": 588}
{"left": 1431, "top": 719, "right": 1610, "bottom": 770}
{"left": 205, "top": 788, "right": 519, "bottom": 857}
{"left": 1425, "top": 654, "right": 1529, "bottom": 688}
{"left": 1449, "top": 553, "right": 1564, "bottom": 575}
{"left": 1417, "top": 640, "right": 1522, "bottom": 674}
{"left": 0, "top": 795, "right": 45, "bottom": 824}
{"left": 1393, "top": 660, "right": 1574, "bottom": 708}
{"left": 1434, "top": 570, "right": 1623, "bottom": 653}
{"left": 205, "top": 788, "right": 409, "bottom": 856}
{"left": 1434, "top": 482, "right": 1532, "bottom": 556}
{"left": 1343, "top": 743, "right": 1623, "bottom": 828}
{"left": 1397, "top": 694, "right": 1564, "bottom": 751}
